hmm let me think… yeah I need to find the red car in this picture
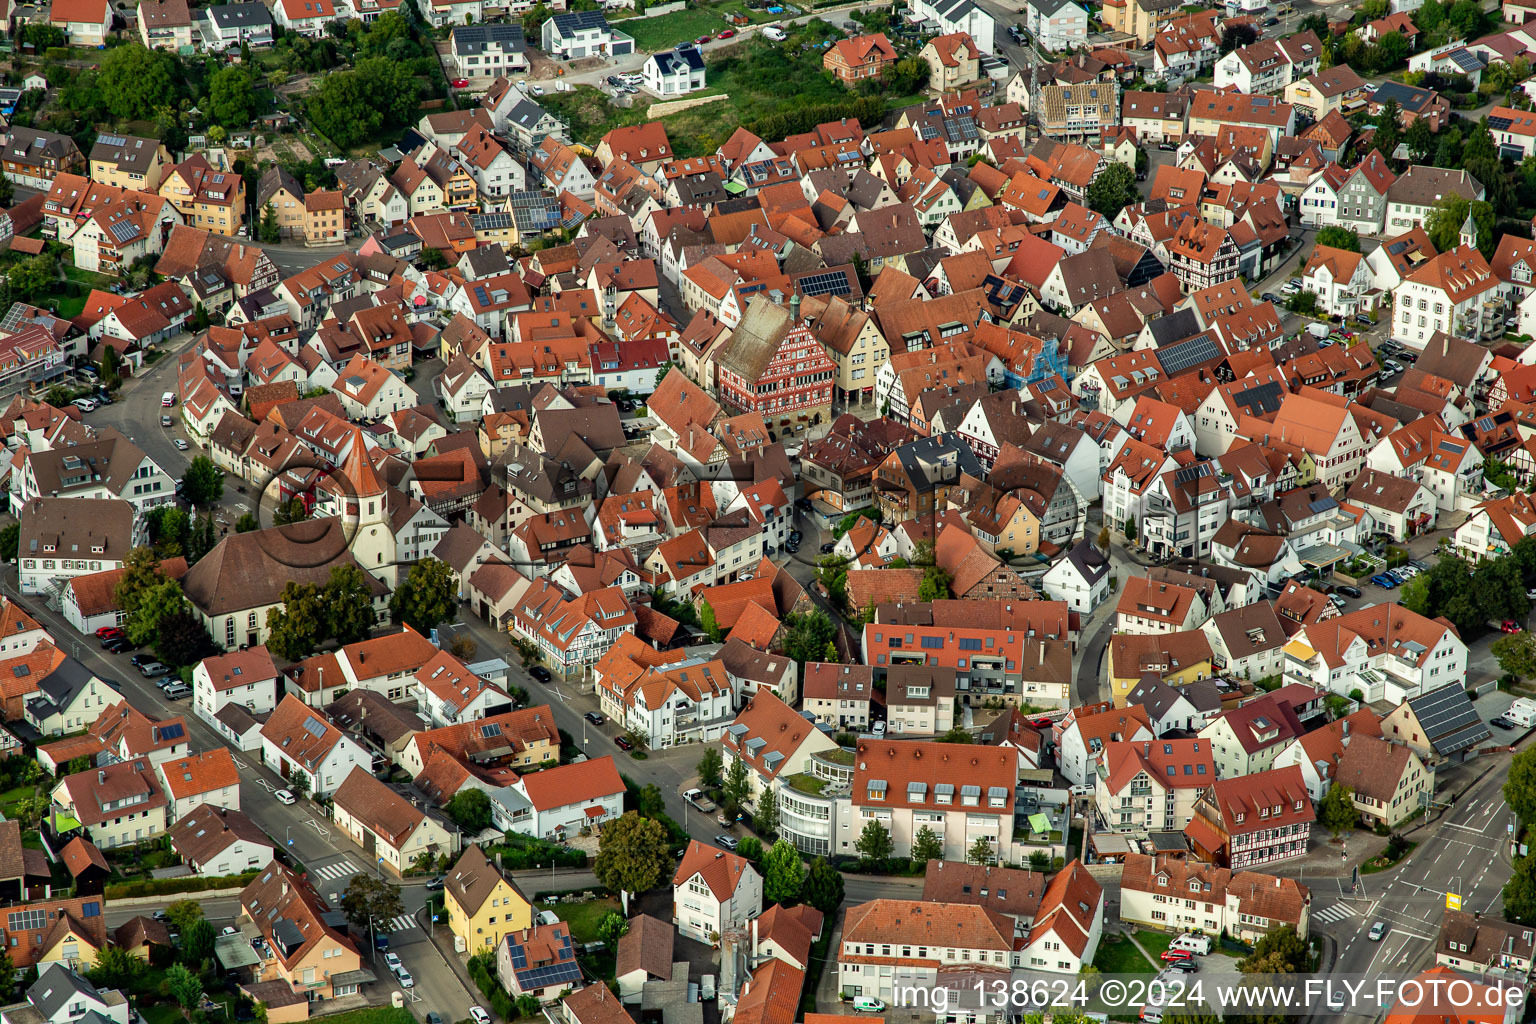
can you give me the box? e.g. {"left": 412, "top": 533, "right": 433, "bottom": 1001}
{"left": 451, "top": 78, "right": 469, "bottom": 88}
{"left": 95, "top": 625, "right": 123, "bottom": 639}
{"left": 1160, "top": 949, "right": 1193, "bottom": 962}
{"left": 1030, "top": 717, "right": 1053, "bottom": 729}
{"left": 697, "top": 35, "right": 711, "bottom": 43}
{"left": 615, "top": 736, "right": 634, "bottom": 751}
{"left": 718, "top": 28, "right": 735, "bottom": 37}
{"left": 1503, "top": 620, "right": 1524, "bottom": 633}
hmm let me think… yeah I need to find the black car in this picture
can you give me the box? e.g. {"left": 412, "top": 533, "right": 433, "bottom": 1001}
{"left": 585, "top": 711, "right": 605, "bottom": 725}
{"left": 1493, "top": 717, "right": 1516, "bottom": 730}
{"left": 1261, "top": 292, "right": 1280, "bottom": 304}
{"left": 530, "top": 666, "right": 552, "bottom": 682}
{"left": 785, "top": 543, "right": 799, "bottom": 554}
{"left": 795, "top": 497, "right": 813, "bottom": 510}
{"left": 130, "top": 654, "right": 157, "bottom": 668}
{"left": 1263, "top": 15, "right": 1277, "bottom": 24}
{"left": 820, "top": 541, "right": 836, "bottom": 554}
{"left": 789, "top": 530, "right": 803, "bottom": 543}
{"left": 1334, "top": 584, "right": 1362, "bottom": 599}
{"left": 102, "top": 637, "right": 132, "bottom": 654}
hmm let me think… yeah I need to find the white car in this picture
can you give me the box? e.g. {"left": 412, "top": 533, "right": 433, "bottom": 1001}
{"left": 274, "top": 789, "right": 296, "bottom": 805}
{"left": 384, "top": 952, "right": 402, "bottom": 971}
{"left": 174, "top": 438, "right": 189, "bottom": 451}
{"left": 396, "top": 969, "right": 414, "bottom": 989}
{"left": 469, "top": 1008, "right": 492, "bottom": 1024}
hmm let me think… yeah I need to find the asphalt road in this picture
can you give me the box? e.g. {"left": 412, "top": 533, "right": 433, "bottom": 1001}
{"left": 1320, "top": 757, "right": 1515, "bottom": 1010}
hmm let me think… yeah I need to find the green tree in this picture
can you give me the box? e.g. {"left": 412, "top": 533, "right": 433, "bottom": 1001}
{"left": 597, "top": 911, "right": 628, "bottom": 946}
{"left": 1318, "top": 783, "right": 1357, "bottom": 838}
{"left": 1506, "top": 854, "right": 1536, "bottom": 924}
{"left": 735, "top": 837, "right": 763, "bottom": 865}
{"left": 815, "top": 556, "right": 850, "bottom": 611}
{"left": 800, "top": 856, "right": 843, "bottom": 914}
{"left": 1506, "top": 746, "right": 1536, "bottom": 828}
{"left": 273, "top": 497, "right": 309, "bottom": 525}
{"left": 88, "top": 945, "right": 145, "bottom": 989}
{"left": 164, "top": 964, "right": 203, "bottom": 1017}
{"left": 782, "top": 610, "right": 837, "bottom": 663}
{"left": 1124, "top": 518, "right": 1136, "bottom": 541}
{"left": 389, "top": 558, "right": 456, "bottom": 633}
{"left": 446, "top": 788, "right": 493, "bottom": 832}
{"left": 164, "top": 901, "right": 204, "bottom": 935}
{"left": 855, "top": 819, "right": 893, "bottom": 865}
{"left": 305, "top": 70, "right": 383, "bottom": 147}
{"left": 7, "top": 253, "right": 58, "bottom": 302}
{"left": 592, "top": 812, "right": 671, "bottom": 914}
{"left": 340, "top": 874, "right": 404, "bottom": 931}
{"left": 1239, "top": 925, "right": 1311, "bottom": 974}
{"left": 722, "top": 756, "right": 751, "bottom": 810}
{"left": 180, "top": 917, "right": 216, "bottom": 965}
{"left": 700, "top": 599, "right": 722, "bottom": 642}
{"left": 911, "top": 825, "right": 943, "bottom": 865}
{"left": 1219, "top": 20, "right": 1259, "bottom": 53}
{"left": 1029, "top": 850, "right": 1050, "bottom": 871}
{"left": 763, "top": 839, "right": 806, "bottom": 904}
{"left": 258, "top": 203, "right": 281, "bottom": 244}
{"left": 124, "top": 577, "right": 188, "bottom": 647}
{"left": 100, "top": 344, "right": 121, "bottom": 390}
{"left": 1315, "top": 226, "right": 1361, "bottom": 252}
{"left": 968, "top": 836, "right": 995, "bottom": 865}
{"left": 284, "top": 764, "right": 311, "bottom": 799}
{"left": 918, "top": 564, "right": 953, "bottom": 601}
{"left": 180, "top": 456, "right": 225, "bottom": 507}
{"left": 235, "top": 513, "right": 259, "bottom": 533}
{"left": 697, "top": 747, "right": 724, "bottom": 790}
{"left": 208, "top": 65, "right": 257, "bottom": 127}
{"left": 265, "top": 581, "right": 325, "bottom": 661}
{"left": 755, "top": 787, "right": 779, "bottom": 838}
{"left": 1494, "top": 631, "right": 1536, "bottom": 679}
{"left": 0, "top": 523, "right": 18, "bottom": 563}
{"left": 155, "top": 610, "right": 217, "bottom": 669}
{"left": 323, "top": 564, "right": 377, "bottom": 644}
{"left": 1085, "top": 161, "right": 1138, "bottom": 218}
{"left": 99, "top": 44, "right": 177, "bottom": 121}
{"left": 1372, "top": 98, "right": 1402, "bottom": 162}
{"left": 1405, "top": 116, "right": 1435, "bottom": 162}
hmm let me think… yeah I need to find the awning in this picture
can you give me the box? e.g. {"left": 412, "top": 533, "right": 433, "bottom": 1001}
{"left": 214, "top": 935, "right": 260, "bottom": 970}
{"left": 1283, "top": 639, "right": 1316, "bottom": 661}
{"left": 584, "top": 805, "right": 606, "bottom": 819}
{"left": 330, "top": 969, "right": 378, "bottom": 987}
{"left": 1027, "top": 812, "right": 1051, "bottom": 834}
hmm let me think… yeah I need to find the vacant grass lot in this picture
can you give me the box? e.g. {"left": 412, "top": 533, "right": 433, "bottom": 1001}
{"left": 552, "top": 895, "right": 621, "bottom": 942}
{"left": 1092, "top": 934, "right": 1155, "bottom": 975}
{"left": 614, "top": 0, "right": 781, "bottom": 51}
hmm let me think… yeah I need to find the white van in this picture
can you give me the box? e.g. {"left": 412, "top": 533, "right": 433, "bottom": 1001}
{"left": 1506, "top": 697, "right": 1536, "bottom": 728}
{"left": 762, "top": 25, "right": 786, "bottom": 39}
{"left": 852, "top": 998, "right": 885, "bottom": 1013}
{"left": 1169, "top": 933, "right": 1212, "bottom": 956}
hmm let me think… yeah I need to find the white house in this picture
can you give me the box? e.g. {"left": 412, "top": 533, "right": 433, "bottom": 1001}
{"left": 167, "top": 804, "right": 276, "bottom": 878}
{"left": 17, "top": 498, "right": 139, "bottom": 597}
{"left": 1299, "top": 244, "right": 1375, "bottom": 317}
{"left": 1058, "top": 702, "right": 1154, "bottom": 788}
{"left": 1015, "top": 861, "right": 1104, "bottom": 974}
{"left": 642, "top": 46, "right": 707, "bottom": 96}
{"left": 1040, "top": 540, "right": 1111, "bottom": 613}
{"left": 672, "top": 839, "right": 764, "bottom": 943}
{"left": 911, "top": 0, "right": 996, "bottom": 53}
{"left": 193, "top": 647, "right": 282, "bottom": 726}
{"left": 491, "top": 756, "right": 626, "bottom": 840}
{"left": 259, "top": 694, "right": 371, "bottom": 798}
{"left": 451, "top": 24, "right": 529, "bottom": 79}
{"left": 540, "top": 10, "right": 635, "bottom": 59}
{"left": 1023, "top": 0, "right": 1087, "bottom": 51}
{"left": 272, "top": 0, "right": 337, "bottom": 35}
{"left": 1392, "top": 244, "right": 1500, "bottom": 349}
{"left": 1286, "top": 604, "right": 1467, "bottom": 705}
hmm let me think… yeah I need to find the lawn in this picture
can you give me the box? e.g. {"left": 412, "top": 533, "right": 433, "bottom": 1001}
{"left": 308, "top": 1010, "right": 416, "bottom": 1024}
{"left": 0, "top": 784, "right": 36, "bottom": 819}
{"left": 551, "top": 895, "right": 621, "bottom": 943}
{"left": 541, "top": 26, "right": 877, "bottom": 157}
{"left": 1091, "top": 934, "right": 1156, "bottom": 975}
{"left": 613, "top": 0, "right": 780, "bottom": 52}
{"left": 1134, "top": 930, "right": 1174, "bottom": 959}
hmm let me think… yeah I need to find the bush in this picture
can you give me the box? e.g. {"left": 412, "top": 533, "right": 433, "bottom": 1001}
{"left": 467, "top": 954, "right": 516, "bottom": 1022}
{"left": 492, "top": 838, "right": 586, "bottom": 871}
{"left": 104, "top": 871, "right": 259, "bottom": 899}
{"left": 1386, "top": 546, "right": 1409, "bottom": 568}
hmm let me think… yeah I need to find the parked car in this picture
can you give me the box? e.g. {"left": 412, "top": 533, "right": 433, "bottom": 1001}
{"left": 1493, "top": 716, "right": 1516, "bottom": 730}
{"left": 469, "top": 1009, "right": 491, "bottom": 1024}
{"left": 1261, "top": 292, "right": 1281, "bottom": 303}
{"left": 130, "top": 654, "right": 157, "bottom": 668}
{"left": 697, "top": 34, "right": 711, "bottom": 42}
{"left": 139, "top": 661, "right": 169, "bottom": 678}
{"left": 97, "top": 627, "right": 126, "bottom": 643}
{"left": 160, "top": 415, "right": 173, "bottom": 427}
{"left": 451, "top": 78, "right": 468, "bottom": 87}
{"left": 820, "top": 541, "right": 836, "bottom": 554}
{"left": 102, "top": 637, "right": 132, "bottom": 654}
{"left": 1330, "top": 595, "right": 1347, "bottom": 609}
{"left": 614, "top": 736, "right": 634, "bottom": 751}
{"left": 1368, "top": 574, "right": 1398, "bottom": 588}
{"left": 1335, "top": 584, "right": 1362, "bottom": 599}
{"left": 1160, "top": 949, "right": 1193, "bottom": 962}
{"left": 274, "top": 789, "right": 296, "bottom": 805}
{"left": 715, "top": 834, "right": 739, "bottom": 851}
{"left": 584, "top": 712, "right": 605, "bottom": 725}
{"left": 161, "top": 392, "right": 175, "bottom": 407}
{"left": 174, "top": 438, "right": 189, "bottom": 451}
{"left": 1504, "top": 620, "right": 1524, "bottom": 633}
{"left": 383, "top": 953, "right": 402, "bottom": 971}
{"left": 425, "top": 876, "right": 445, "bottom": 891}
{"left": 163, "top": 684, "right": 192, "bottom": 700}
{"left": 718, "top": 28, "right": 735, "bottom": 37}
{"left": 530, "top": 666, "right": 551, "bottom": 682}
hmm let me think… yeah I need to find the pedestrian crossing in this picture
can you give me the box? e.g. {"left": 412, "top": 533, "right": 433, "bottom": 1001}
{"left": 382, "top": 914, "right": 418, "bottom": 934}
{"left": 311, "top": 861, "right": 357, "bottom": 882}
{"left": 1313, "top": 903, "right": 1359, "bottom": 925}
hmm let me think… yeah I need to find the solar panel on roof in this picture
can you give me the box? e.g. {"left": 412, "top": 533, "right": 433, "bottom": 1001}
{"left": 1491, "top": 115, "right": 1514, "bottom": 132}
{"left": 1156, "top": 334, "right": 1221, "bottom": 376}
{"left": 107, "top": 219, "right": 139, "bottom": 243}
{"left": 98, "top": 134, "right": 126, "bottom": 148}
{"left": 302, "top": 717, "right": 327, "bottom": 738}
{"left": 798, "top": 271, "right": 851, "bottom": 297}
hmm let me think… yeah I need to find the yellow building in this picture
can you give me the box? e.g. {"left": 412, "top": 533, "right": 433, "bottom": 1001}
{"left": 1107, "top": 630, "right": 1214, "bottom": 706}
{"left": 805, "top": 293, "right": 889, "bottom": 407}
{"left": 444, "top": 844, "right": 533, "bottom": 953}
{"left": 1102, "top": 0, "right": 1182, "bottom": 44}
{"left": 88, "top": 133, "right": 172, "bottom": 191}
{"left": 160, "top": 155, "right": 246, "bottom": 236}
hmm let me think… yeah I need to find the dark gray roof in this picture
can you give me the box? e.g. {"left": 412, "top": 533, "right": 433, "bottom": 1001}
{"left": 650, "top": 44, "right": 705, "bottom": 74}
{"left": 89, "top": 134, "right": 161, "bottom": 176}
{"left": 207, "top": 2, "right": 272, "bottom": 28}
{"left": 28, "top": 965, "right": 104, "bottom": 1020}
{"left": 892, "top": 432, "right": 985, "bottom": 487}
{"left": 453, "top": 23, "right": 525, "bottom": 54}
{"left": 26, "top": 657, "right": 105, "bottom": 722}
{"left": 1125, "top": 676, "right": 1186, "bottom": 721}
{"left": 1064, "top": 539, "right": 1109, "bottom": 585}
{"left": 549, "top": 9, "right": 610, "bottom": 33}
{"left": 1369, "top": 80, "right": 1438, "bottom": 113}
{"left": 1146, "top": 307, "right": 1201, "bottom": 348}
{"left": 1405, "top": 683, "right": 1490, "bottom": 756}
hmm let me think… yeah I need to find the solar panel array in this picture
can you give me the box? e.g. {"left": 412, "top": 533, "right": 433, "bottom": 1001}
{"left": 107, "top": 219, "right": 140, "bottom": 244}
{"left": 797, "top": 271, "right": 851, "bottom": 298}
{"left": 1410, "top": 684, "right": 1490, "bottom": 755}
{"left": 509, "top": 931, "right": 582, "bottom": 989}
{"left": 1156, "top": 333, "right": 1221, "bottom": 376}
{"left": 302, "top": 717, "right": 327, "bottom": 738}
{"left": 97, "top": 134, "right": 126, "bottom": 149}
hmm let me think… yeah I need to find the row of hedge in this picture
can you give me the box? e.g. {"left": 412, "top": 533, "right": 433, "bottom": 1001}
{"left": 104, "top": 870, "right": 260, "bottom": 899}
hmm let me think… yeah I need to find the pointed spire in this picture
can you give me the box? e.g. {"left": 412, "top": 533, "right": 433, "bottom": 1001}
{"left": 340, "top": 427, "right": 385, "bottom": 499}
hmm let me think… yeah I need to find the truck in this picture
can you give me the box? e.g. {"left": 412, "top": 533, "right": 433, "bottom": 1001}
{"left": 1306, "top": 322, "right": 1331, "bottom": 341}
{"left": 683, "top": 788, "right": 717, "bottom": 813}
